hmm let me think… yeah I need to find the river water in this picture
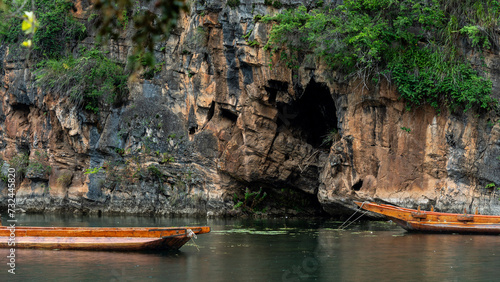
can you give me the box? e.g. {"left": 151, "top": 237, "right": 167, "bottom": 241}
{"left": 1, "top": 214, "right": 500, "bottom": 281}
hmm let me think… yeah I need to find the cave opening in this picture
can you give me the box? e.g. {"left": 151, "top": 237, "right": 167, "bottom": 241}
{"left": 236, "top": 182, "right": 328, "bottom": 216}
{"left": 281, "top": 79, "right": 338, "bottom": 148}
{"left": 352, "top": 180, "right": 363, "bottom": 191}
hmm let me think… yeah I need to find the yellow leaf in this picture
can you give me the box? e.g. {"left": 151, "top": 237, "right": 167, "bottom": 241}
{"left": 63, "top": 63, "right": 69, "bottom": 70}
{"left": 22, "top": 11, "right": 39, "bottom": 34}
{"left": 21, "top": 20, "right": 32, "bottom": 32}
{"left": 21, "top": 40, "right": 32, "bottom": 48}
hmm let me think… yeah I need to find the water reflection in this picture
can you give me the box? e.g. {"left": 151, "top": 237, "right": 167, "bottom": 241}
{"left": 0, "top": 215, "right": 499, "bottom": 281}
{"left": 313, "top": 228, "right": 500, "bottom": 281}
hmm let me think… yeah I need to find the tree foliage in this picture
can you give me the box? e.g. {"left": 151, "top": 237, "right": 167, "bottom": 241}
{"left": 0, "top": 0, "right": 187, "bottom": 66}
{"left": 0, "top": 0, "right": 86, "bottom": 59}
{"left": 93, "top": 0, "right": 188, "bottom": 52}
{"left": 33, "top": 0, "right": 86, "bottom": 59}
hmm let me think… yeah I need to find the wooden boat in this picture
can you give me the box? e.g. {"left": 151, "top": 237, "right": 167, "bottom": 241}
{"left": 0, "top": 225, "right": 210, "bottom": 251}
{"left": 354, "top": 201, "right": 500, "bottom": 234}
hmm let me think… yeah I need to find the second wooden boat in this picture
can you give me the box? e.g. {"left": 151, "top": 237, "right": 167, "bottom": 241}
{"left": 0, "top": 226, "right": 210, "bottom": 251}
{"left": 354, "top": 201, "right": 500, "bottom": 234}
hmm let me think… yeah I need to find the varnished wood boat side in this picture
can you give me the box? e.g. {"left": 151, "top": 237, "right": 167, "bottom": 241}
{"left": 387, "top": 217, "right": 500, "bottom": 234}
{"left": 0, "top": 226, "right": 210, "bottom": 251}
{"left": 0, "top": 226, "right": 210, "bottom": 238}
{"left": 0, "top": 236, "right": 188, "bottom": 251}
{"left": 405, "top": 221, "right": 500, "bottom": 234}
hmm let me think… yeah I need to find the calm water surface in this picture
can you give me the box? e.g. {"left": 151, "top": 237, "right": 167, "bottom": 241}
{"left": 1, "top": 214, "right": 500, "bottom": 281}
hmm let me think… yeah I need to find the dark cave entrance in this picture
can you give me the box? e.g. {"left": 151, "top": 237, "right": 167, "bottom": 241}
{"left": 280, "top": 79, "right": 338, "bottom": 148}
{"left": 352, "top": 179, "right": 363, "bottom": 191}
{"left": 263, "top": 80, "right": 339, "bottom": 216}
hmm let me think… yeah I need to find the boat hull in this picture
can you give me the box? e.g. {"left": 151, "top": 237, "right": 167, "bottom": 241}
{"left": 0, "top": 226, "right": 210, "bottom": 251}
{"left": 355, "top": 201, "right": 500, "bottom": 234}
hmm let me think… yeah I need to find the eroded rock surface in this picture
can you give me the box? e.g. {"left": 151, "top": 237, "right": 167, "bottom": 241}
{"left": 0, "top": 0, "right": 499, "bottom": 216}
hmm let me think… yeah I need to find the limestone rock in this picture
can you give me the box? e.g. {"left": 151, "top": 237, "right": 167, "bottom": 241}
{"left": 0, "top": 0, "right": 498, "bottom": 216}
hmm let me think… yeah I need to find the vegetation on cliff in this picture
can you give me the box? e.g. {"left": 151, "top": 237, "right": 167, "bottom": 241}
{"left": 36, "top": 48, "right": 128, "bottom": 113}
{"left": 1, "top": 0, "right": 495, "bottom": 114}
{"left": 263, "top": 0, "right": 499, "bottom": 112}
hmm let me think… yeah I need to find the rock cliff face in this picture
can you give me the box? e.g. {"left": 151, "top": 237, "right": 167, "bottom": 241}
{"left": 0, "top": 0, "right": 499, "bottom": 216}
